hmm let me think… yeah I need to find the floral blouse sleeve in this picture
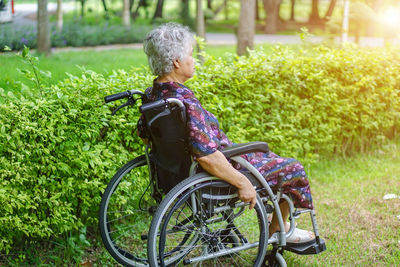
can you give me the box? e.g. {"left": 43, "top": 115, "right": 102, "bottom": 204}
{"left": 182, "top": 90, "right": 231, "bottom": 159}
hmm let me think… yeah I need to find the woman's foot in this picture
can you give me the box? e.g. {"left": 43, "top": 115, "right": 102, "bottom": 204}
{"left": 286, "top": 228, "right": 315, "bottom": 244}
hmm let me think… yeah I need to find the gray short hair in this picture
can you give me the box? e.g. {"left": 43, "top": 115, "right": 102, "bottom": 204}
{"left": 143, "top": 23, "right": 194, "bottom": 76}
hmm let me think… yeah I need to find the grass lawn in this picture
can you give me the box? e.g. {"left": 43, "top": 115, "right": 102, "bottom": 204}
{"left": 0, "top": 48, "right": 148, "bottom": 93}
{"left": 286, "top": 141, "right": 400, "bottom": 266}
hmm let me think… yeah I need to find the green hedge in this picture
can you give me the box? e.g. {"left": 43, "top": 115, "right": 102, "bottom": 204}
{"left": 189, "top": 45, "right": 400, "bottom": 159}
{"left": 0, "top": 69, "right": 153, "bottom": 252}
{"left": 1, "top": 44, "right": 400, "bottom": 252}
{"left": 0, "top": 23, "right": 152, "bottom": 51}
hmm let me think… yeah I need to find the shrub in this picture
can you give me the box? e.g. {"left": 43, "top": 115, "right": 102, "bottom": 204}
{"left": 0, "top": 22, "right": 152, "bottom": 51}
{"left": 0, "top": 65, "right": 153, "bottom": 253}
{"left": 0, "top": 44, "right": 399, "bottom": 252}
{"left": 189, "top": 44, "right": 400, "bottom": 159}
{"left": 0, "top": 25, "right": 37, "bottom": 51}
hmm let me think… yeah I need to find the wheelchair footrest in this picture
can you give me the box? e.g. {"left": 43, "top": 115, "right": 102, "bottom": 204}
{"left": 285, "top": 237, "right": 326, "bottom": 255}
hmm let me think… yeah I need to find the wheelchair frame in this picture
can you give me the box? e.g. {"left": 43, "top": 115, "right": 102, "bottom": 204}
{"left": 99, "top": 89, "right": 326, "bottom": 267}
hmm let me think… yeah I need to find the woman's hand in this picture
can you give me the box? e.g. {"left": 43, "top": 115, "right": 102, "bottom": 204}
{"left": 197, "top": 150, "right": 257, "bottom": 209}
{"left": 237, "top": 180, "right": 257, "bottom": 209}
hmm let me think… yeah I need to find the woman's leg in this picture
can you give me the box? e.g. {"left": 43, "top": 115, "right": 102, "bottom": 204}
{"left": 269, "top": 200, "right": 314, "bottom": 242}
{"left": 269, "top": 200, "right": 290, "bottom": 235}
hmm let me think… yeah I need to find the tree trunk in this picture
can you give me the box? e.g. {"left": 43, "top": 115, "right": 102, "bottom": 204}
{"left": 309, "top": 0, "right": 320, "bottom": 23}
{"left": 132, "top": 0, "right": 146, "bottom": 19}
{"left": 263, "top": 0, "right": 281, "bottom": 34}
{"left": 341, "top": 0, "right": 349, "bottom": 43}
{"left": 255, "top": 0, "right": 260, "bottom": 20}
{"left": 324, "top": 0, "right": 336, "bottom": 19}
{"left": 196, "top": 0, "right": 205, "bottom": 39}
{"left": 37, "top": 0, "right": 51, "bottom": 54}
{"left": 237, "top": 0, "right": 255, "bottom": 56}
{"left": 196, "top": 0, "right": 205, "bottom": 62}
{"left": 131, "top": 0, "right": 138, "bottom": 18}
{"left": 56, "top": 0, "right": 63, "bottom": 31}
{"left": 224, "top": 0, "right": 228, "bottom": 20}
{"left": 153, "top": 0, "right": 164, "bottom": 19}
{"left": 102, "top": 0, "right": 108, "bottom": 12}
{"left": 290, "top": 0, "right": 295, "bottom": 21}
{"left": 355, "top": 22, "right": 361, "bottom": 44}
{"left": 207, "top": 0, "right": 212, "bottom": 9}
{"left": 122, "top": 0, "right": 131, "bottom": 28}
{"left": 181, "top": 0, "right": 190, "bottom": 25}
{"left": 79, "top": 0, "right": 85, "bottom": 17}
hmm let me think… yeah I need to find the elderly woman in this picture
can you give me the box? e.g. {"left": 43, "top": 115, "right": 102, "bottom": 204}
{"left": 139, "top": 23, "right": 314, "bottom": 244}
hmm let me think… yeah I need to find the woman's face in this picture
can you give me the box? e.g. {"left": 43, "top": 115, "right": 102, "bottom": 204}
{"left": 176, "top": 47, "right": 195, "bottom": 82}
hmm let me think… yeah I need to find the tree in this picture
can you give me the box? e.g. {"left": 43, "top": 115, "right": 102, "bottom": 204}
{"left": 153, "top": 0, "right": 164, "bottom": 19}
{"left": 349, "top": 2, "right": 377, "bottom": 44}
{"left": 101, "top": 0, "right": 108, "bottom": 12}
{"left": 122, "top": 0, "right": 131, "bottom": 28}
{"left": 206, "top": 0, "right": 229, "bottom": 20}
{"left": 131, "top": 0, "right": 150, "bottom": 20}
{"left": 196, "top": 0, "right": 205, "bottom": 39}
{"left": 309, "top": 0, "right": 321, "bottom": 23}
{"left": 78, "top": 0, "right": 86, "bottom": 17}
{"left": 237, "top": 0, "right": 255, "bottom": 56}
{"left": 56, "top": 0, "right": 63, "bottom": 32}
{"left": 341, "top": 0, "right": 349, "bottom": 43}
{"left": 207, "top": 0, "right": 212, "bottom": 9}
{"left": 256, "top": 0, "right": 260, "bottom": 20}
{"left": 262, "top": 0, "right": 282, "bottom": 34}
{"left": 290, "top": 0, "right": 295, "bottom": 21}
{"left": 181, "top": 0, "right": 190, "bottom": 25}
{"left": 196, "top": 0, "right": 205, "bottom": 62}
{"left": 324, "top": 0, "right": 336, "bottom": 20}
{"left": 37, "top": 0, "right": 51, "bottom": 54}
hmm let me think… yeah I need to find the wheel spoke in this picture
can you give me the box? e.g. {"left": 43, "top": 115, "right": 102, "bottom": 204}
{"left": 99, "top": 156, "right": 153, "bottom": 266}
{"left": 155, "top": 178, "right": 267, "bottom": 266}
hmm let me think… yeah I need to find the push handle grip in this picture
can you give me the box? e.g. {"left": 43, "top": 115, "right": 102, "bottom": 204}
{"left": 104, "top": 91, "right": 130, "bottom": 103}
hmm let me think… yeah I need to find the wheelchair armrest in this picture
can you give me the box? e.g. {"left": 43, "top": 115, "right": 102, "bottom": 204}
{"left": 221, "top": 141, "right": 270, "bottom": 158}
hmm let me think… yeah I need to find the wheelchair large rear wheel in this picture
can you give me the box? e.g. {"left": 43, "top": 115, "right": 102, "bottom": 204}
{"left": 148, "top": 173, "right": 268, "bottom": 267}
{"left": 99, "top": 155, "right": 156, "bottom": 266}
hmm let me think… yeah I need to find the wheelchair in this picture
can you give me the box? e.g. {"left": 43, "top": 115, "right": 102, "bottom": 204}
{"left": 99, "top": 89, "right": 326, "bottom": 267}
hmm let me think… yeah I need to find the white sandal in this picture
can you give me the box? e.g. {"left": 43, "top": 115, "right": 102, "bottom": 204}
{"left": 286, "top": 228, "right": 315, "bottom": 246}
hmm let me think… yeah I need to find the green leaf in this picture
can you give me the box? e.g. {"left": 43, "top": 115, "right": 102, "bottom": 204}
{"left": 7, "top": 91, "right": 15, "bottom": 98}
{"left": 82, "top": 143, "right": 90, "bottom": 151}
{"left": 22, "top": 46, "right": 29, "bottom": 58}
{"left": 40, "top": 70, "right": 52, "bottom": 78}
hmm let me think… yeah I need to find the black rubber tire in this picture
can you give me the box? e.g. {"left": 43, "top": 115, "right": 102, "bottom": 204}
{"left": 264, "top": 250, "right": 286, "bottom": 267}
{"left": 147, "top": 173, "right": 268, "bottom": 267}
{"left": 99, "top": 155, "right": 154, "bottom": 267}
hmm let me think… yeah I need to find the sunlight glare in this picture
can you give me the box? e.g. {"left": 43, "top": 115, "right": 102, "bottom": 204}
{"left": 381, "top": 7, "right": 400, "bottom": 28}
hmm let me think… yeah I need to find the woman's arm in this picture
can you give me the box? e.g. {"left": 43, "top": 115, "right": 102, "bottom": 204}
{"left": 197, "top": 150, "right": 257, "bottom": 209}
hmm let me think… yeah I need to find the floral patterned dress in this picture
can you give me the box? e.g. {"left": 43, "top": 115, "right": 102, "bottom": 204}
{"left": 138, "top": 80, "right": 313, "bottom": 209}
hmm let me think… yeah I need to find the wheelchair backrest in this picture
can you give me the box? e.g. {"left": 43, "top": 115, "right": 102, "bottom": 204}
{"left": 139, "top": 98, "right": 192, "bottom": 193}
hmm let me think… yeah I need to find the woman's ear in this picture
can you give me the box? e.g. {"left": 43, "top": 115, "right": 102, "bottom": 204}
{"left": 173, "top": 59, "right": 180, "bottom": 69}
